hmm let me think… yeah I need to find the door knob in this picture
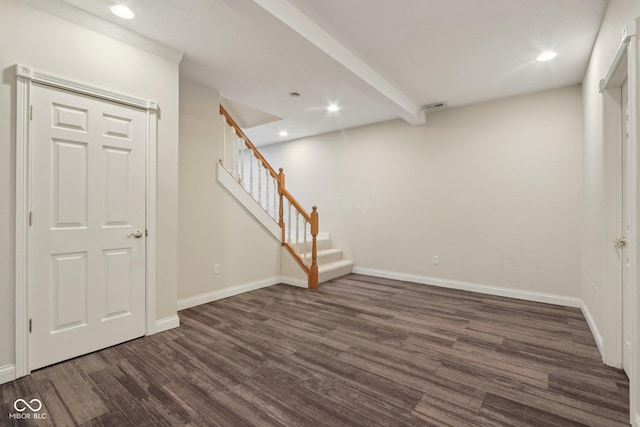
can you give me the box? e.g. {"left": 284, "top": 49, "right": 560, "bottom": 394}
{"left": 615, "top": 237, "right": 628, "bottom": 247}
{"left": 128, "top": 230, "right": 143, "bottom": 239}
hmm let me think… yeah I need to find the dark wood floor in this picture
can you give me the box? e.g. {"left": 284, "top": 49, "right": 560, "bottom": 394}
{"left": 0, "top": 274, "right": 630, "bottom": 426}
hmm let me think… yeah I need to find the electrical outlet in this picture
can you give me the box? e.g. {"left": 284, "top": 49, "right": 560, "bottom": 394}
{"left": 432, "top": 256, "right": 439, "bottom": 265}
{"left": 214, "top": 264, "right": 221, "bottom": 275}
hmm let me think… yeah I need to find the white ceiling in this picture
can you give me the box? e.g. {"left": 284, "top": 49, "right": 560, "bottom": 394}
{"left": 25, "top": 0, "right": 608, "bottom": 145}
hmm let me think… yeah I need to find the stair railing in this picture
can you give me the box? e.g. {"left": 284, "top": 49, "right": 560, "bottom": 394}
{"left": 220, "top": 105, "right": 319, "bottom": 289}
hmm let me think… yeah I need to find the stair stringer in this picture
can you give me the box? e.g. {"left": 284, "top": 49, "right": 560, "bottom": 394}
{"left": 218, "top": 164, "right": 280, "bottom": 239}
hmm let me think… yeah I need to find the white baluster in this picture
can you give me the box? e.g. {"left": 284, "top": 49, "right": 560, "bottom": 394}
{"left": 231, "top": 131, "right": 239, "bottom": 180}
{"left": 249, "top": 150, "right": 254, "bottom": 198}
{"left": 295, "top": 211, "right": 300, "bottom": 252}
{"left": 265, "top": 169, "right": 270, "bottom": 213}
{"left": 273, "top": 176, "right": 278, "bottom": 220}
{"left": 287, "top": 201, "right": 292, "bottom": 244}
{"left": 221, "top": 115, "right": 227, "bottom": 169}
{"left": 303, "top": 219, "right": 308, "bottom": 263}
{"left": 239, "top": 138, "right": 245, "bottom": 186}
{"left": 258, "top": 162, "right": 263, "bottom": 207}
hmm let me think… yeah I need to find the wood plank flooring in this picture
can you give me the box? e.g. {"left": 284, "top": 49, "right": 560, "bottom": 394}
{"left": 0, "top": 274, "right": 630, "bottom": 426}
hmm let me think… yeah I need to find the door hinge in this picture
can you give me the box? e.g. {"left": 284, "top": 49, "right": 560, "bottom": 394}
{"left": 29, "top": 105, "right": 33, "bottom": 120}
{"left": 145, "top": 229, "right": 148, "bottom": 237}
{"left": 29, "top": 319, "right": 32, "bottom": 333}
{"left": 29, "top": 211, "right": 32, "bottom": 226}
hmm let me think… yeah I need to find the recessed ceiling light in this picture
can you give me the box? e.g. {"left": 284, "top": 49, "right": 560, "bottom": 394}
{"left": 279, "top": 131, "right": 288, "bottom": 137}
{"left": 110, "top": 4, "right": 135, "bottom": 19}
{"left": 327, "top": 104, "right": 340, "bottom": 112}
{"left": 536, "top": 51, "right": 557, "bottom": 62}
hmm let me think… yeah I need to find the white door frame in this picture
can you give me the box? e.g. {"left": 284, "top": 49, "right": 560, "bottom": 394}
{"left": 601, "top": 20, "right": 639, "bottom": 425}
{"left": 13, "top": 64, "right": 159, "bottom": 379}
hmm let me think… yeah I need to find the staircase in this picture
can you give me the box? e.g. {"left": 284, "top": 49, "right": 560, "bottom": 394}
{"left": 283, "top": 233, "right": 353, "bottom": 285}
{"left": 218, "top": 106, "right": 353, "bottom": 288}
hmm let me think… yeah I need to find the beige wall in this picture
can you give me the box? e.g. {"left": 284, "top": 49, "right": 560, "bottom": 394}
{"left": 581, "top": 0, "right": 640, "bottom": 352}
{"left": 261, "top": 85, "right": 583, "bottom": 297}
{"left": 178, "top": 79, "right": 280, "bottom": 302}
{"left": 0, "top": 1, "right": 180, "bottom": 368}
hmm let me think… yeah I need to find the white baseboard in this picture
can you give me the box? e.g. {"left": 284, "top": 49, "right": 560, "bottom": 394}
{"left": 0, "top": 364, "right": 16, "bottom": 385}
{"left": 154, "top": 315, "right": 180, "bottom": 333}
{"left": 580, "top": 300, "right": 604, "bottom": 358}
{"left": 280, "top": 276, "right": 308, "bottom": 288}
{"left": 352, "top": 267, "right": 582, "bottom": 308}
{"left": 178, "top": 277, "right": 279, "bottom": 311}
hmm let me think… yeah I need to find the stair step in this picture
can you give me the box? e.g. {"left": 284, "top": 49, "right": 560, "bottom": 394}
{"left": 292, "top": 237, "right": 332, "bottom": 253}
{"left": 301, "top": 248, "right": 343, "bottom": 265}
{"left": 318, "top": 260, "right": 353, "bottom": 284}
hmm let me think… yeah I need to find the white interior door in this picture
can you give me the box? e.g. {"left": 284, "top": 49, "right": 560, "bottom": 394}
{"left": 621, "top": 79, "right": 632, "bottom": 376}
{"left": 29, "top": 83, "right": 147, "bottom": 370}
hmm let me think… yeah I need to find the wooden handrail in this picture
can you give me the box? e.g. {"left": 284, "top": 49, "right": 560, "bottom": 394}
{"left": 220, "top": 104, "right": 319, "bottom": 289}
{"left": 282, "top": 188, "right": 311, "bottom": 221}
{"left": 220, "top": 105, "right": 279, "bottom": 180}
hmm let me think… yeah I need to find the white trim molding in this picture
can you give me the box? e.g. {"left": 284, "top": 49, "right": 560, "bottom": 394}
{"left": 145, "top": 94, "right": 159, "bottom": 335}
{"left": 14, "top": 65, "right": 158, "bottom": 111}
{"left": 581, "top": 301, "right": 605, "bottom": 361}
{"left": 630, "top": 16, "right": 640, "bottom": 425}
{"left": 633, "top": 412, "right": 640, "bottom": 427}
{"left": 0, "top": 365, "right": 16, "bottom": 385}
{"left": 280, "top": 277, "right": 308, "bottom": 288}
{"left": 352, "top": 267, "right": 582, "bottom": 308}
{"left": 14, "top": 65, "right": 31, "bottom": 379}
{"left": 14, "top": 64, "right": 160, "bottom": 379}
{"left": 600, "top": 40, "right": 630, "bottom": 92}
{"left": 178, "top": 278, "right": 279, "bottom": 311}
{"left": 154, "top": 316, "right": 181, "bottom": 334}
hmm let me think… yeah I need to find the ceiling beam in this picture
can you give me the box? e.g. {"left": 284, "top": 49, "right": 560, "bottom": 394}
{"left": 251, "top": 0, "right": 425, "bottom": 125}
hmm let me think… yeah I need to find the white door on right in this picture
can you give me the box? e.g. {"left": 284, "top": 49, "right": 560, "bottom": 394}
{"left": 621, "top": 79, "right": 632, "bottom": 376}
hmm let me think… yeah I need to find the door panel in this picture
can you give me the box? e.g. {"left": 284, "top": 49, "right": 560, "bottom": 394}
{"left": 51, "top": 252, "right": 88, "bottom": 332}
{"left": 103, "top": 248, "right": 133, "bottom": 319}
{"left": 52, "top": 139, "right": 88, "bottom": 228}
{"left": 104, "top": 147, "right": 132, "bottom": 225}
{"left": 30, "top": 83, "right": 146, "bottom": 370}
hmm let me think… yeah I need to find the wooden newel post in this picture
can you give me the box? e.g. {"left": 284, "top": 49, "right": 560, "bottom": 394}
{"left": 309, "top": 206, "right": 319, "bottom": 289}
{"left": 278, "top": 168, "right": 285, "bottom": 244}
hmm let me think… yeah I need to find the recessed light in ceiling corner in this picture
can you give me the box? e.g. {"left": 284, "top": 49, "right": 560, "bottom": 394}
{"left": 110, "top": 4, "right": 135, "bottom": 20}
{"left": 327, "top": 104, "right": 340, "bottom": 112}
{"left": 536, "top": 51, "right": 557, "bottom": 62}
{"left": 279, "top": 131, "right": 289, "bottom": 137}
